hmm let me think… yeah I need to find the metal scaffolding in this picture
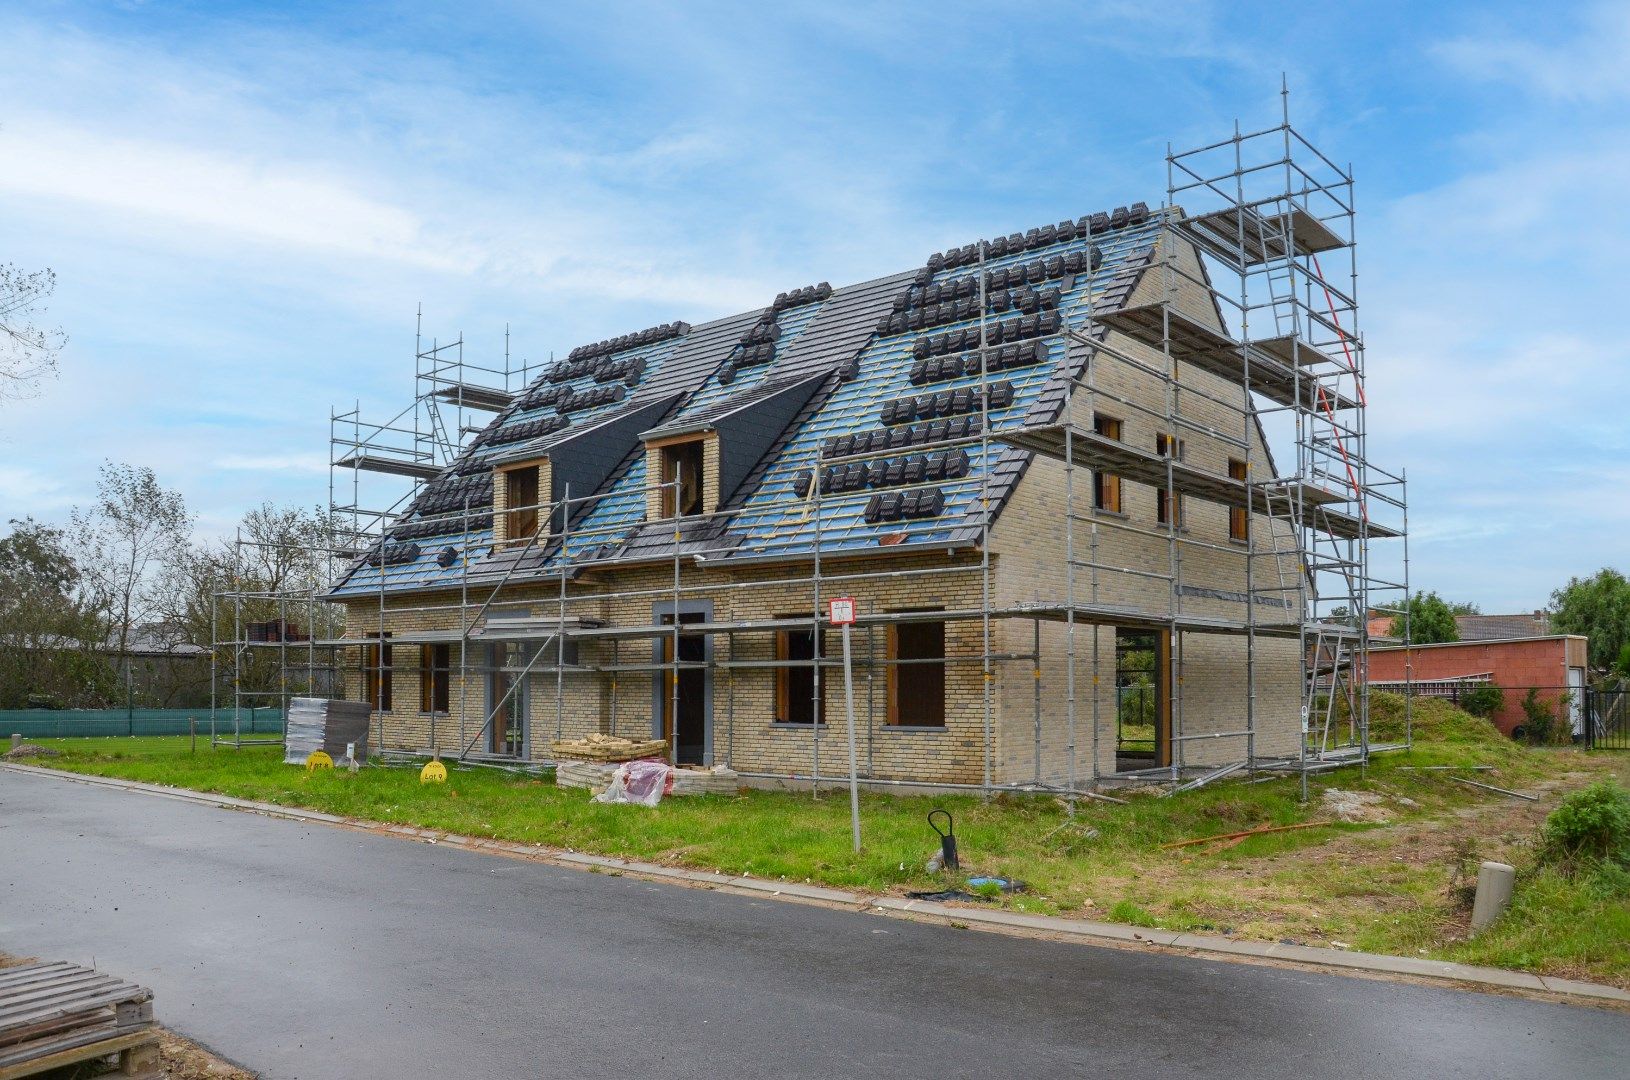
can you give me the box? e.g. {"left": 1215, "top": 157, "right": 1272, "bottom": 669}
{"left": 228, "top": 95, "right": 1410, "bottom": 797}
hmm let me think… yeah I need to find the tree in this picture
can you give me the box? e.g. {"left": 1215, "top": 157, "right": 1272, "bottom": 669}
{"left": 0, "top": 519, "right": 117, "bottom": 707}
{"left": 1390, "top": 591, "right": 1461, "bottom": 645}
{"left": 1550, "top": 568, "right": 1630, "bottom": 673}
{"left": 72, "top": 463, "right": 193, "bottom": 708}
{"left": 0, "top": 264, "right": 67, "bottom": 401}
{"left": 156, "top": 502, "right": 348, "bottom": 702}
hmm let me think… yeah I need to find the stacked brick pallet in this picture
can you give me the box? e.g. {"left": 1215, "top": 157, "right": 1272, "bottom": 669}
{"left": 556, "top": 759, "right": 739, "bottom": 796}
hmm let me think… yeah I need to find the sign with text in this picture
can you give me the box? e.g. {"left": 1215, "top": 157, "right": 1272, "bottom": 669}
{"left": 828, "top": 597, "right": 857, "bottom": 625}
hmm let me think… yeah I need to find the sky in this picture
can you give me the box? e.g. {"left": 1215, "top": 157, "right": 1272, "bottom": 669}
{"left": 0, "top": 0, "right": 1626, "bottom": 612}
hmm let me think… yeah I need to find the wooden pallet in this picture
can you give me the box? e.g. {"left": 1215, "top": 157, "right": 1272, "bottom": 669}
{"left": 0, "top": 961, "right": 160, "bottom": 1079}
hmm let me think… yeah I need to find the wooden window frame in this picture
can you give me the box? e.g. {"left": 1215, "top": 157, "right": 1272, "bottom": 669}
{"left": 1228, "top": 458, "right": 1249, "bottom": 541}
{"left": 363, "top": 633, "right": 393, "bottom": 713}
{"left": 1093, "top": 415, "right": 1123, "bottom": 513}
{"left": 885, "top": 612, "right": 946, "bottom": 728}
{"left": 774, "top": 620, "right": 826, "bottom": 725}
{"left": 502, "top": 460, "right": 544, "bottom": 548}
{"left": 419, "top": 642, "right": 450, "bottom": 715}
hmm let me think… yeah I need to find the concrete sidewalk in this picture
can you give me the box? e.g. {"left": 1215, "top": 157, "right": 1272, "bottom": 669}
{"left": 6, "top": 761, "right": 1626, "bottom": 1008}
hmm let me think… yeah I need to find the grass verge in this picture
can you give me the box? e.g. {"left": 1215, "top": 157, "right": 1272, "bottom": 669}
{"left": 13, "top": 694, "right": 1627, "bottom": 987}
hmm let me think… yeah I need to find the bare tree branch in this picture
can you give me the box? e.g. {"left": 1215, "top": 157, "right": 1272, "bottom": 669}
{"left": 0, "top": 264, "right": 67, "bottom": 402}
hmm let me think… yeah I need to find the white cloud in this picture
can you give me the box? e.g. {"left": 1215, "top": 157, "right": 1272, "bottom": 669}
{"left": 1437, "top": 4, "right": 1630, "bottom": 103}
{"left": 0, "top": 465, "right": 80, "bottom": 516}
{"left": 0, "top": 119, "right": 470, "bottom": 273}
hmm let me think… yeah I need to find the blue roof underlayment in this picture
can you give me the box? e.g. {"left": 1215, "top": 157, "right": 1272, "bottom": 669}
{"left": 549, "top": 294, "right": 830, "bottom": 566}
{"left": 332, "top": 211, "right": 1163, "bottom": 597}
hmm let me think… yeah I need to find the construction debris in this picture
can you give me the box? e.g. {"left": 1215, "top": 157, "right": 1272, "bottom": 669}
{"left": 1321, "top": 789, "right": 1392, "bottom": 824}
{"left": 2, "top": 743, "right": 60, "bottom": 760}
{"left": 1447, "top": 775, "right": 1538, "bottom": 801}
{"left": 1160, "top": 821, "right": 1333, "bottom": 851}
{"left": 550, "top": 733, "right": 669, "bottom": 762}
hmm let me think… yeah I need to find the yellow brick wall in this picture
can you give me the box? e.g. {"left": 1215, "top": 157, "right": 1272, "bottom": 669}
{"left": 985, "top": 229, "right": 1304, "bottom": 782}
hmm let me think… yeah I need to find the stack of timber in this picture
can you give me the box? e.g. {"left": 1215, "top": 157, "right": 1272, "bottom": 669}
{"left": 0, "top": 961, "right": 160, "bottom": 1080}
{"left": 549, "top": 733, "right": 669, "bottom": 762}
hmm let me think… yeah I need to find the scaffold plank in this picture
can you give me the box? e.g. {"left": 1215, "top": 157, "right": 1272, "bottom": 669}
{"left": 1314, "top": 507, "right": 1402, "bottom": 541}
{"left": 431, "top": 384, "right": 514, "bottom": 411}
{"left": 1179, "top": 205, "right": 1346, "bottom": 265}
{"left": 1093, "top": 304, "right": 1355, "bottom": 410}
{"left": 333, "top": 452, "right": 442, "bottom": 481}
{"left": 996, "top": 425, "right": 1346, "bottom": 517}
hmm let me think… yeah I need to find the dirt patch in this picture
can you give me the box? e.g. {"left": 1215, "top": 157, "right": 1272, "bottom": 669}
{"left": 3, "top": 743, "right": 61, "bottom": 760}
{"left": 158, "top": 1029, "right": 256, "bottom": 1079}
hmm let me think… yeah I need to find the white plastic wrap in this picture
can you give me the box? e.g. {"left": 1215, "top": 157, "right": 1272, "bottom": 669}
{"left": 592, "top": 759, "right": 674, "bottom": 806}
{"left": 283, "top": 698, "right": 372, "bottom": 765}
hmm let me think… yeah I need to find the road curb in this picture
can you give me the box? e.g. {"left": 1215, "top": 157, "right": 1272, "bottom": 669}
{"left": 7, "top": 761, "right": 1627, "bottom": 1007}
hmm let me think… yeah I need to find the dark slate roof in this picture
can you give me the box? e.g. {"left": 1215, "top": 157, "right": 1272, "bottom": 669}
{"left": 641, "top": 371, "right": 826, "bottom": 441}
{"left": 331, "top": 211, "right": 1164, "bottom": 596}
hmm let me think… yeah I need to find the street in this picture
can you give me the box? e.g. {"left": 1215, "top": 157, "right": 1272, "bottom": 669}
{"left": 2, "top": 768, "right": 1625, "bottom": 1080}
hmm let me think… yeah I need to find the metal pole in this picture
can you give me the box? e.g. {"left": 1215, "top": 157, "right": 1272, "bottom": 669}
{"left": 556, "top": 483, "right": 569, "bottom": 745}
{"left": 842, "top": 622, "right": 860, "bottom": 853}
{"left": 977, "top": 237, "right": 993, "bottom": 797}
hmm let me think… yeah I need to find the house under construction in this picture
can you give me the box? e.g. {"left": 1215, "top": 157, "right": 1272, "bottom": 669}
{"left": 218, "top": 101, "right": 1410, "bottom": 794}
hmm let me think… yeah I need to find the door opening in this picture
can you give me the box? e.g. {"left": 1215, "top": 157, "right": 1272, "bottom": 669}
{"left": 1115, "top": 628, "right": 1172, "bottom": 771}
{"left": 659, "top": 611, "right": 709, "bottom": 765}
{"left": 489, "top": 642, "right": 528, "bottom": 757}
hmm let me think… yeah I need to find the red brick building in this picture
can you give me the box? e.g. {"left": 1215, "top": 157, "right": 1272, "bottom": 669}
{"left": 1367, "top": 635, "right": 1588, "bottom": 738}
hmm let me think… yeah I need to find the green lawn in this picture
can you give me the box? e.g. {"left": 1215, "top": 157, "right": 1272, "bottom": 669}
{"left": 15, "top": 697, "right": 1628, "bottom": 988}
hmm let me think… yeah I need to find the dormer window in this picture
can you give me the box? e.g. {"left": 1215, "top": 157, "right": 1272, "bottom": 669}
{"left": 662, "top": 439, "right": 706, "bottom": 518}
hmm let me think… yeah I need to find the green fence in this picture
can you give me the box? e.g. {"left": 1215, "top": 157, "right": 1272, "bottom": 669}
{"left": 1, "top": 708, "right": 287, "bottom": 739}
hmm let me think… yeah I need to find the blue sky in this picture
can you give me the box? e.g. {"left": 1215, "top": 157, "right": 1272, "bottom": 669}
{"left": 1, "top": 0, "right": 1625, "bottom": 612}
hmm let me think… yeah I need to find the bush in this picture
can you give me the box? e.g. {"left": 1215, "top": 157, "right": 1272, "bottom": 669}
{"left": 1458, "top": 684, "right": 1504, "bottom": 719}
{"left": 1540, "top": 780, "right": 1630, "bottom": 868}
{"left": 1519, "top": 688, "right": 1557, "bottom": 745}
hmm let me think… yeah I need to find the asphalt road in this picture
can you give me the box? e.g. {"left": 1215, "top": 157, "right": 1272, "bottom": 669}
{"left": 2, "top": 769, "right": 1625, "bottom": 1080}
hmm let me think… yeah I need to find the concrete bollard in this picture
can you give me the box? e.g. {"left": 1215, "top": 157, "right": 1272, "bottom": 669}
{"left": 10, "top": 734, "right": 21, "bottom": 751}
{"left": 1470, "top": 861, "right": 1516, "bottom": 934}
